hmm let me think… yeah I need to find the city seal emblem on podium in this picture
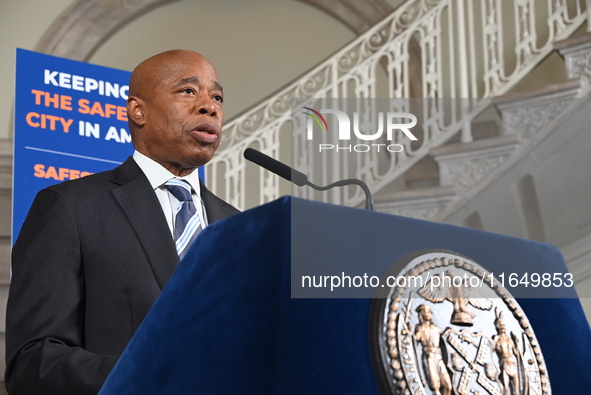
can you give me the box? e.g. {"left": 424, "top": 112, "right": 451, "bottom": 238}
{"left": 370, "top": 251, "right": 550, "bottom": 395}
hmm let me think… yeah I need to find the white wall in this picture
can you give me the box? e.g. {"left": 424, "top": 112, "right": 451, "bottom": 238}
{"left": 0, "top": 0, "right": 77, "bottom": 139}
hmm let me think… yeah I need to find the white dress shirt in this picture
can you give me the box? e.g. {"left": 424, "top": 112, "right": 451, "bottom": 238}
{"left": 133, "top": 150, "right": 208, "bottom": 238}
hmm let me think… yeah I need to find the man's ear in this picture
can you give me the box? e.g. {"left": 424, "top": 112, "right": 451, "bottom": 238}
{"left": 127, "top": 96, "right": 146, "bottom": 126}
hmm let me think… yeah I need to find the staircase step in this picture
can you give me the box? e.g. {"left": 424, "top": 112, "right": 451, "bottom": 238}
{"left": 446, "top": 120, "right": 500, "bottom": 144}
{"left": 375, "top": 185, "right": 456, "bottom": 221}
{"left": 0, "top": 140, "right": 11, "bottom": 192}
{"left": 404, "top": 156, "right": 439, "bottom": 189}
{"left": 555, "top": 32, "right": 591, "bottom": 79}
{"left": 497, "top": 77, "right": 585, "bottom": 101}
{"left": 405, "top": 120, "right": 502, "bottom": 190}
{"left": 431, "top": 134, "right": 521, "bottom": 190}
{"left": 495, "top": 78, "right": 587, "bottom": 139}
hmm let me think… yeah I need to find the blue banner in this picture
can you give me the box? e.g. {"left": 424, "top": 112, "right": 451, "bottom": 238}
{"left": 13, "top": 49, "right": 134, "bottom": 241}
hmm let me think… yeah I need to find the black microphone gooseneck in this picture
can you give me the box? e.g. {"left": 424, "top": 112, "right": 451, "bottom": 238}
{"left": 243, "top": 148, "right": 375, "bottom": 211}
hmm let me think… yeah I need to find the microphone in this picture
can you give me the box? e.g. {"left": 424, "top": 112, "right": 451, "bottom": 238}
{"left": 243, "top": 147, "right": 308, "bottom": 187}
{"left": 243, "top": 148, "right": 375, "bottom": 211}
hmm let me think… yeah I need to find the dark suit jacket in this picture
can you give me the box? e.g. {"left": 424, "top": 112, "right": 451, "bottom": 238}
{"left": 5, "top": 157, "right": 239, "bottom": 395}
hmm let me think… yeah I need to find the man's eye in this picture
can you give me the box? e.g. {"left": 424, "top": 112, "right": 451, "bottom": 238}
{"left": 214, "top": 95, "right": 223, "bottom": 103}
{"left": 182, "top": 88, "right": 194, "bottom": 94}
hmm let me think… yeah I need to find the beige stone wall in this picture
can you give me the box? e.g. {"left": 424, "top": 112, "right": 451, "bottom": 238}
{"left": 0, "top": 0, "right": 76, "bottom": 139}
{"left": 0, "top": 0, "right": 355, "bottom": 140}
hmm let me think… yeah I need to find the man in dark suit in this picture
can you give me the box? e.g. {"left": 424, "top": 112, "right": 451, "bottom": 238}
{"left": 5, "top": 50, "right": 239, "bottom": 394}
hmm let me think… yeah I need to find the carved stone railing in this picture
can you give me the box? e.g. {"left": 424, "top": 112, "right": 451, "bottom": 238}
{"left": 209, "top": 0, "right": 587, "bottom": 210}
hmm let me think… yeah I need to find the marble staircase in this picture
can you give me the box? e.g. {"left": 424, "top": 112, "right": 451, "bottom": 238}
{"left": 374, "top": 33, "right": 591, "bottom": 295}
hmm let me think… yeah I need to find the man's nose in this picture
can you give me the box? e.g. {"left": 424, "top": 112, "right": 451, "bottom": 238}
{"left": 197, "top": 96, "right": 217, "bottom": 116}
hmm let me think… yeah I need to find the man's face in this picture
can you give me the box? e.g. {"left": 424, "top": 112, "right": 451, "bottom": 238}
{"left": 419, "top": 307, "right": 432, "bottom": 323}
{"left": 129, "top": 51, "right": 224, "bottom": 176}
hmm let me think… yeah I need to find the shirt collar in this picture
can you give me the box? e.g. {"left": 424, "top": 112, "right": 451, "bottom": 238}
{"left": 132, "top": 150, "right": 202, "bottom": 197}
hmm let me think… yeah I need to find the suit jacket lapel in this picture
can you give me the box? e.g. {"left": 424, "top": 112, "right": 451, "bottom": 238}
{"left": 110, "top": 158, "right": 179, "bottom": 289}
{"left": 200, "top": 180, "right": 239, "bottom": 223}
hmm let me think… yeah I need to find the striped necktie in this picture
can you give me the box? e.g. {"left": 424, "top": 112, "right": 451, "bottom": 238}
{"left": 165, "top": 179, "right": 202, "bottom": 260}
